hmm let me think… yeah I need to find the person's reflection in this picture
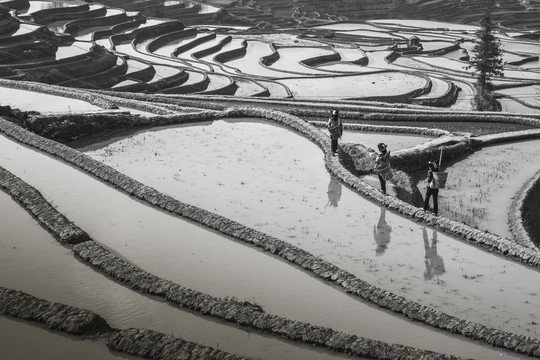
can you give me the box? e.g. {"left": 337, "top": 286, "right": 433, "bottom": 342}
{"left": 327, "top": 176, "right": 342, "bottom": 207}
{"left": 373, "top": 208, "right": 391, "bottom": 255}
{"left": 423, "top": 227, "right": 446, "bottom": 282}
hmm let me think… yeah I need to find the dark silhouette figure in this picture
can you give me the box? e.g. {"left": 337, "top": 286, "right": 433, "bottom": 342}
{"left": 375, "top": 143, "right": 391, "bottom": 195}
{"left": 423, "top": 227, "right": 446, "bottom": 282}
{"left": 327, "top": 109, "right": 343, "bottom": 156}
{"left": 373, "top": 208, "right": 392, "bottom": 255}
{"left": 327, "top": 176, "right": 342, "bottom": 207}
{"left": 423, "top": 160, "right": 440, "bottom": 216}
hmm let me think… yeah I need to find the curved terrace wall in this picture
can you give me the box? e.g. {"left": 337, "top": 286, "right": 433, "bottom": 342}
{"left": 0, "top": 0, "right": 29, "bottom": 11}
{"left": 132, "top": 20, "right": 185, "bottom": 43}
{"left": 0, "top": 40, "right": 58, "bottom": 63}
{"left": 110, "top": 17, "right": 146, "bottom": 34}
{"left": 160, "top": 71, "right": 208, "bottom": 94}
{"left": 509, "top": 170, "right": 540, "bottom": 248}
{"left": 9, "top": 45, "right": 118, "bottom": 84}
{"left": 63, "top": 9, "right": 129, "bottom": 35}
{"left": 309, "top": 120, "right": 450, "bottom": 137}
{"left": 412, "top": 81, "right": 460, "bottom": 107}
{"left": 0, "top": 41, "right": 92, "bottom": 70}
{"left": 200, "top": 77, "right": 237, "bottom": 95}
{"left": 0, "top": 162, "right": 468, "bottom": 360}
{"left": 0, "top": 287, "right": 109, "bottom": 335}
{"left": 0, "top": 17, "right": 20, "bottom": 34}
{"left": 157, "top": 95, "right": 540, "bottom": 122}
{"left": 0, "top": 24, "right": 55, "bottom": 46}
{"left": 1, "top": 107, "right": 540, "bottom": 357}
{"left": 299, "top": 49, "right": 340, "bottom": 66}
{"left": 59, "top": 56, "right": 128, "bottom": 88}
{"left": 192, "top": 35, "right": 232, "bottom": 58}
{"left": 0, "top": 287, "right": 250, "bottom": 359}
{"left": 0, "top": 79, "right": 118, "bottom": 109}
{"left": 63, "top": 89, "right": 540, "bottom": 127}
{"left": 172, "top": 32, "right": 216, "bottom": 56}
{"left": 214, "top": 40, "right": 248, "bottom": 63}
{"left": 260, "top": 44, "right": 279, "bottom": 66}
{"left": 146, "top": 28, "right": 196, "bottom": 53}
{"left": 353, "top": 72, "right": 431, "bottom": 104}
{"left": 522, "top": 175, "right": 540, "bottom": 246}
{"left": 29, "top": 3, "right": 96, "bottom": 24}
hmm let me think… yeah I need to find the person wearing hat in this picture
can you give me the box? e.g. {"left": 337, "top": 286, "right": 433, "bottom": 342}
{"left": 327, "top": 109, "right": 343, "bottom": 156}
{"left": 423, "top": 160, "right": 440, "bottom": 216}
{"left": 375, "top": 143, "right": 391, "bottom": 194}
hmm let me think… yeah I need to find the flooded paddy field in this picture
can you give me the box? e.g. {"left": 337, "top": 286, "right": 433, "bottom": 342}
{"left": 0, "top": 86, "right": 102, "bottom": 113}
{"left": 2, "top": 2, "right": 540, "bottom": 358}
{"left": 350, "top": 120, "right": 535, "bottom": 136}
{"left": 0, "top": 137, "right": 369, "bottom": 360}
{"left": 0, "top": 316, "right": 135, "bottom": 360}
{"left": 69, "top": 119, "right": 540, "bottom": 344}
{"left": 438, "top": 139, "right": 540, "bottom": 238}
{"left": 0, "top": 129, "right": 528, "bottom": 360}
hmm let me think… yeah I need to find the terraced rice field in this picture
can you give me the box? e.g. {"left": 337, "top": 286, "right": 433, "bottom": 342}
{"left": 1, "top": 0, "right": 540, "bottom": 359}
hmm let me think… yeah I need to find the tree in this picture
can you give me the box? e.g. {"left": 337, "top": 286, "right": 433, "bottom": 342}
{"left": 468, "top": 0, "right": 504, "bottom": 111}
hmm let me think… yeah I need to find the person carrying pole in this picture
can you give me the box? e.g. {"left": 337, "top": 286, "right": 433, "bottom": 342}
{"left": 375, "top": 143, "right": 391, "bottom": 195}
{"left": 327, "top": 109, "right": 343, "bottom": 156}
{"left": 423, "top": 160, "right": 440, "bottom": 216}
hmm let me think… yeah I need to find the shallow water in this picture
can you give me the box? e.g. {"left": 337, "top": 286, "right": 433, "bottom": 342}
{"left": 75, "top": 119, "right": 540, "bottom": 343}
{"left": 0, "top": 131, "right": 528, "bottom": 359}
{"left": 152, "top": 32, "right": 203, "bottom": 56}
{"left": 497, "top": 85, "right": 540, "bottom": 108}
{"left": 0, "top": 86, "right": 102, "bottom": 113}
{"left": 498, "top": 98, "right": 540, "bottom": 114}
{"left": 0, "top": 317, "right": 135, "bottom": 360}
{"left": 269, "top": 47, "right": 337, "bottom": 75}
{"left": 226, "top": 40, "right": 291, "bottom": 77}
{"left": 0, "top": 178, "right": 355, "bottom": 360}
{"left": 368, "top": 19, "right": 477, "bottom": 31}
{"left": 279, "top": 72, "right": 428, "bottom": 100}
{"left": 442, "top": 139, "right": 540, "bottom": 238}
{"left": 324, "top": 130, "right": 432, "bottom": 151}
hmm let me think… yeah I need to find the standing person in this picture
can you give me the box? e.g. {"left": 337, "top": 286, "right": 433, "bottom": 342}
{"left": 423, "top": 160, "right": 440, "bottom": 216}
{"left": 375, "top": 143, "right": 391, "bottom": 195}
{"left": 327, "top": 109, "right": 342, "bottom": 156}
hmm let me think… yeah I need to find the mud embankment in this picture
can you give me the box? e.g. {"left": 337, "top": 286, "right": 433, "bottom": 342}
{"left": 0, "top": 287, "right": 250, "bottom": 360}
{"left": 509, "top": 171, "right": 540, "bottom": 248}
{"left": 0, "top": 163, "right": 469, "bottom": 360}
{"left": 2, "top": 114, "right": 540, "bottom": 358}
{"left": 0, "top": 286, "right": 109, "bottom": 335}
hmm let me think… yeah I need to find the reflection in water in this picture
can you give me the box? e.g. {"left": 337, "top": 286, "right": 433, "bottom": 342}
{"left": 326, "top": 176, "right": 342, "bottom": 207}
{"left": 373, "top": 208, "right": 391, "bottom": 255}
{"left": 423, "top": 227, "right": 446, "bottom": 283}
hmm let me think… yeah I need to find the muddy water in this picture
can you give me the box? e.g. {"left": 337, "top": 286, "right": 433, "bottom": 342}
{"left": 0, "top": 186, "right": 355, "bottom": 360}
{"left": 326, "top": 130, "right": 431, "bottom": 151}
{"left": 279, "top": 72, "right": 428, "bottom": 100}
{"left": 498, "top": 98, "right": 540, "bottom": 114}
{"left": 442, "top": 139, "right": 540, "bottom": 238}
{"left": 0, "top": 317, "right": 135, "bottom": 360}
{"left": 226, "top": 41, "right": 290, "bottom": 77}
{"left": 0, "top": 86, "right": 102, "bottom": 113}
{"left": 77, "top": 119, "right": 540, "bottom": 344}
{"left": 0, "top": 136, "right": 526, "bottom": 359}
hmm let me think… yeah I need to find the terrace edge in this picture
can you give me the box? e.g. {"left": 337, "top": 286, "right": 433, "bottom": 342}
{"left": 1, "top": 113, "right": 540, "bottom": 357}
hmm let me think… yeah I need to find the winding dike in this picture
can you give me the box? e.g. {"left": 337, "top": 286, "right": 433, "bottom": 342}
{"left": 2, "top": 108, "right": 540, "bottom": 358}
{"left": 0, "top": 286, "right": 109, "bottom": 335}
{"left": 509, "top": 170, "right": 540, "bottom": 247}
{"left": 0, "top": 287, "right": 250, "bottom": 359}
{"left": 0, "top": 163, "right": 469, "bottom": 360}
